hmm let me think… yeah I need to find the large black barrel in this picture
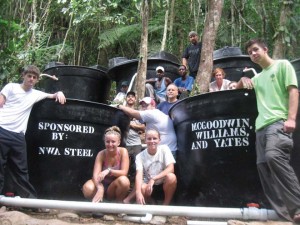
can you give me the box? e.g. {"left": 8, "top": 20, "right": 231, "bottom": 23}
{"left": 213, "top": 47, "right": 262, "bottom": 81}
{"left": 169, "top": 90, "right": 268, "bottom": 207}
{"left": 40, "top": 66, "right": 111, "bottom": 103}
{"left": 107, "top": 51, "right": 180, "bottom": 91}
{"left": 26, "top": 99, "right": 129, "bottom": 200}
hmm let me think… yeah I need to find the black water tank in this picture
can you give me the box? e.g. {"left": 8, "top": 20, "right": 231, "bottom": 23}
{"left": 107, "top": 51, "right": 180, "bottom": 91}
{"left": 26, "top": 99, "right": 129, "bottom": 200}
{"left": 169, "top": 90, "right": 268, "bottom": 207}
{"left": 41, "top": 66, "right": 111, "bottom": 103}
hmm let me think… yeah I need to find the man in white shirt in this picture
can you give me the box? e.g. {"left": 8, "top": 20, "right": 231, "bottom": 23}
{"left": 0, "top": 65, "right": 66, "bottom": 199}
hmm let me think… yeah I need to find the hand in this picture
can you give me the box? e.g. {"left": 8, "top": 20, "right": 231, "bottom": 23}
{"left": 55, "top": 91, "right": 66, "bottom": 104}
{"left": 283, "top": 119, "right": 296, "bottom": 133}
{"left": 136, "top": 192, "right": 146, "bottom": 205}
{"left": 92, "top": 185, "right": 104, "bottom": 203}
{"left": 97, "top": 170, "right": 109, "bottom": 182}
{"left": 241, "top": 77, "right": 253, "bottom": 89}
{"left": 146, "top": 179, "right": 154, "bottom": 196}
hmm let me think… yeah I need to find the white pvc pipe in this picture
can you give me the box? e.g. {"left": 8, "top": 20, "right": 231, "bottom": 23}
{"left": 40, "top": 73, "right": 59, "bottom": 80}
{"left": 121, "top": 213, "right": 153, "bottom": 223}
{"left": 187, "top": 221, "right": 227, "bottom": 225}
{"left": 0, "top": 196, "right": 280, "bottom": 221}
{"left": 243, "top": 68, "right": 258, "bottom": 76}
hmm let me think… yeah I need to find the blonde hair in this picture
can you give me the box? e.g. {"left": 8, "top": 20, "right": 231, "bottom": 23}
{"left": 212, "top": 68, "right": 226, "bottom": 78}
{"left": 145, "top": 128, "right": 160, "bottom": 139}
{"left": 104, "top": 126, "right": 121, "bottom": 140}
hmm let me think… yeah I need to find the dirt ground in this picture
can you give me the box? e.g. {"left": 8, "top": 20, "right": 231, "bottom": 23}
{"left": 0, "top": 205, "right": 296, "bottom": 225}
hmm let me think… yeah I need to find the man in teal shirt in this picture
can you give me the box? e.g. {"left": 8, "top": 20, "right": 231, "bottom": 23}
{"left": 237, "top": 38, "right": 300, "bottom": 223}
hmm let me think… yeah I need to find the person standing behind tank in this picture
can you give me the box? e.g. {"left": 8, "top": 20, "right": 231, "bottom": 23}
{"left": 82, "top": 126, "right": 130, "bottom": 203}
{"left": 0, "top": 65, "right": 66, "bottom": 199}
{"left": 112, "top": 81, "right": 129, "bottom": 105}
{"left": 209, "top": 68, "right": 231, "bottom": 92}
{"left": 157, "top": 83, "right": 179, "bottom": 115}
{"left": 145, "top": 66, "right": 172, "bottom": 104}
{"left": 125, "top": 91, "right": 145, "bottom": 182}
{"left": 174, "top": 65, "right": 194, "bottom": 99}
{"left": 236, "top": 38, "right": 300, "bottom": 223}
{"left": 118, "top": 97, "right": 178, "bottom": 159}
{"left": 182, "top": 31, "right": 202, "bottom": 78}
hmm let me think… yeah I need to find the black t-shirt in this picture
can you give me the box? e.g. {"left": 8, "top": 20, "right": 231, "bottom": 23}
{"left": 182, "top": 42, "right": 202, "bottom": 74}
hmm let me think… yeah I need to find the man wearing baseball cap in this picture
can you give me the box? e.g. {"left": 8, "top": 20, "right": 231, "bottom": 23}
{"left": 145, "top": 66, "right": 172, "bottom": 104}
{"left": 182, "top": 31, "right": 202, "bottom": 78}
{"left": 118, "top": 96, "right": 177, "bottom": 159}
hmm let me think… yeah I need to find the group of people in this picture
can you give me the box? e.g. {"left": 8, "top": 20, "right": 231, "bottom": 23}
{"left": 82, "top": 125, "right": 177, "bottom": 205}
{"left": 1, "top": 36, "right": 300, "bottom": 223}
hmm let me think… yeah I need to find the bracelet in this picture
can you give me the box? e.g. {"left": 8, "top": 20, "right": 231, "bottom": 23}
{"left": 107, "top": 168, "right": 112, "bottom": 176}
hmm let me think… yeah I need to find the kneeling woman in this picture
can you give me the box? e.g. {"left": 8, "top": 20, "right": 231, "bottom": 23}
{"left": 82, "top": 126, "right": 130, "bottom": 202}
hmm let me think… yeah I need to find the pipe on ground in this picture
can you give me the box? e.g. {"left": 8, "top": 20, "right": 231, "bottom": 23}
{"left": 0, "top": 196, "right": 280, "bottom": 221}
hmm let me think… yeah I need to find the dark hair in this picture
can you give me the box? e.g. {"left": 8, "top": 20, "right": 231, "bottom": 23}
{"left": 104, "top": 126, "right": 121, "bottom": 140}
{"left": 245, "top": 38, "right": 268, "bottom": 52}
{"left": 22, "top": 65, "right": 40, "bottom": 78}
{"left": 126, "top": 91, "right": 136, "bottom": 97}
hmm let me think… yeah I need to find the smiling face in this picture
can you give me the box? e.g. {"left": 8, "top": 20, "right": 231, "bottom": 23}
{"left": 145, "top": 129, "right": 160, "bottom": 155}
{"left": 104, "top": 133, "right": 120, "bottom": 152}
{"left": 126, "top": 94, "right": 136, "bottom": 106}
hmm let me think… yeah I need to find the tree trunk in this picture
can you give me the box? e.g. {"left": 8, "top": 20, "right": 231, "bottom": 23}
{"left": 192, "top": 0, "right": 224, "bottom": 95}
{"left": 134, "top": 0, "right": 149, "bottom": 104}
{"left": 161, "top": 0, "right": 169, "bottom": 51}
{"left": 272, "top": 0, "right": 293, "bottom": 59}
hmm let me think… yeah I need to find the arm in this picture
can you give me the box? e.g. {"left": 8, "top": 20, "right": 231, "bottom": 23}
{"left": 146, "top": 163, "right": 174, "bottom": 196}
{"left": 47, "top": 91, "right": 66, "bottom": 104}
{"left": 92, "top": 151, "right": 105, "bottom": 188}
{"left": 0, "top": 94, "right": 6, "bottom": 108}
{"left": 130, "top": 121, "right": 145, "bottom": 132}
{"left": 182, "top": 58, "right": 188, "bottom": 69}
{"left": 284, "top": 86, "right": 299, "bottom": 133}
{"left": 118, "top": 105, "right": 142, "bottom": 120}
{"left": 150, "top": 163, "right": 174, "bottom": 183}
{"left": 165, "top": 77, "right": 172, "bottom": 87}
{"left": 109, "top": 147, "right": 129, "bottom": 177}
{"left": 135, "top": 170, "right": 146, "bottom": 204}
{"left": 145, "top": 78, "right": 156, "bottom": 84}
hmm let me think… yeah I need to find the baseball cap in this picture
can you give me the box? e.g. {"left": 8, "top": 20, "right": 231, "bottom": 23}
{"left": 139, "top": 97, "right": 154, "bottom": 105}
{"left": 121, "top": 81, "right": 129, "bottom": 86}
{"left": 156, "top": 66, "right": 165, "bottom": 72}
{"left": 189, "top": 31, "right": 198, "bottom": 37}
{"left": 126, "top": 91, "right": 136, "bottom": 97}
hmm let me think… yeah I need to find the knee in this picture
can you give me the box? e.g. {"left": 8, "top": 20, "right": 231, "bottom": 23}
{"left": 164, "top": 173, "right": 177, "bottom": 186}
{"left": 82, "top": 180, "right": 96, "bottom": 199}
{"left": 117, "top": 176, "right": 130, "bottom": 189}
